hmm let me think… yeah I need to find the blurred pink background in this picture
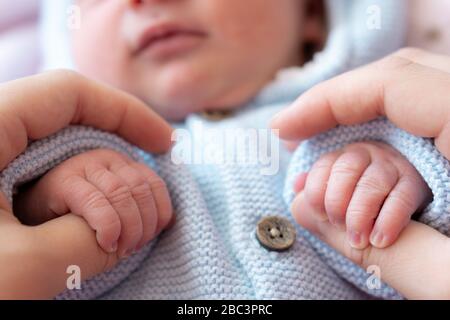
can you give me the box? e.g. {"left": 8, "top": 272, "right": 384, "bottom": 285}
{"left": 0, "top": 0, "right": 40, "bottom": 82}
{"left": 0, "top": 0, "right": 449, "bottom": 83}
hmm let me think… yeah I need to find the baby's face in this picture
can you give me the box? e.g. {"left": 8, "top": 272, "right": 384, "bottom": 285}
{"left": 73, "top": 0, "right": 316, "bottom": 120}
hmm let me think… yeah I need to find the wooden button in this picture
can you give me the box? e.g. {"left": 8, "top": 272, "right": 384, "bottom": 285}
{"left": 256, "top": 216, "right": 296, "bottom": 252}
{"left": 200, "top": 109, "right": 233, "bottom": 121}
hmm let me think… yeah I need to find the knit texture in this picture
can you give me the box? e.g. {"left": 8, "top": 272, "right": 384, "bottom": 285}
{"left": 0, "top": 0, "right": 418, "bottom": 300}
{"left": 284, "top": 119, "right": 450, "bottom": 295}
{"left": 5, "top": 109, "right": 450, "bottom": 300}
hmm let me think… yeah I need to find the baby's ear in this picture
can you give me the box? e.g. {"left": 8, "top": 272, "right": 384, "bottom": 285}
{"left": 302, "top": 0, "right": 327, "bottom": 61}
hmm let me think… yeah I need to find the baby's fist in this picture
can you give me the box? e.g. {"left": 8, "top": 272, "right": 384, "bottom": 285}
{"left": 14, "top": 149, "right": 173, "bottom": 258}
{"left": 292, "top": 142, "right": 432, "bottom": 249}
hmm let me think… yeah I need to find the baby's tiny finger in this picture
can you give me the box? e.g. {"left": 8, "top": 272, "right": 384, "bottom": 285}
{"left": 303, "top": 152, "right": 340, "bottom": 221}
{"left": 293, "top": 172, "right": 308, "bottom": 194}
{"left": 63, "top": 176, "right": 121, "bottom": 253}
{"left": 325, "top": 149, "right": 371, "bottom": 228}
{"left": 131, "top": 162, "right": 173, "bottom": 235}
{"left": 87, "top": 166, "right": 143, "bottom": 258}
{"left": 112, "top": 162, "right": 159, "bottom": 251}
{"left": 370, "top": 172, "right": 432, "bottom": 248}
{"left": 346, "top": 161, "right": 398, "bottom": 249}
{"left": 291, "top": 191, "right": 329, "bottom": 227}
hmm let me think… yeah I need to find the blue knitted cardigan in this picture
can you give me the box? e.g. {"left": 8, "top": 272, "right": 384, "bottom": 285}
{"left": 3, "top": 0, "right": 446, "bottom": 300}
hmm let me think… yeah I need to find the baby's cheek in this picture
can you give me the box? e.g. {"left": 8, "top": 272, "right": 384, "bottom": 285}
{"left": 73, "top": 34, "right": 128, "bottom": 84}
{"left": 72, "top": 4, "right": 131, "bottom": 88}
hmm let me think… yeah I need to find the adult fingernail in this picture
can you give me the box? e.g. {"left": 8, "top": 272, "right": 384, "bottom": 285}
{"left": 370, "top": 230, "right": 385, "bottom": 248}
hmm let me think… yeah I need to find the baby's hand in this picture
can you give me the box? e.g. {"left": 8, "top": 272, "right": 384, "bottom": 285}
{"left": 293, "top": 142, "right": 432, "bottom": 249}
{"left": 14, "top": 149, "right": 173, "bottom": 258}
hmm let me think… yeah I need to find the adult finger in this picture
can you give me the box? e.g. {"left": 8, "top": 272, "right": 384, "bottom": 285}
{"left": 32, "top": 214, "right": 120, "bottom": 298}
{"left": 0, "top": 210, "right": 120, "bottom": 299}
{"left": 12, "top": 172, "right": 122, "bottom": 254}
{"left": 296, "top": 209, "right": 450, "bottom": 300}
{"left": 271, "top": 48, "right": 450, "bottom": 159}
{"left": 0, "top": 70, "right": 173, "bottom": 173}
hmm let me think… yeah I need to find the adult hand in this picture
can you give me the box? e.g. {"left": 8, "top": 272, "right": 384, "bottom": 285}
{"left": 272, "top": 48, "right": 450, "bottom": 159}
{"left": 271, "top": 48, "right": 450, "bottom": 299}
{"left": 0, "top": 70, "right": 173, "bottom": 299}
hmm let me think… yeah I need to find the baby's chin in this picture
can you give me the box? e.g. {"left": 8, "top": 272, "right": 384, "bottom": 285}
{"left": 157, "top": 104, "right": 199, "bottom": 122}
{"left": 139, "top": 78, "right": 262, "bottom": 121}
{"left": 143, "top": 91, "right": 239, "bottom": 122}
{"left": 146, "top": 95, "right": 207, "bottom": 121}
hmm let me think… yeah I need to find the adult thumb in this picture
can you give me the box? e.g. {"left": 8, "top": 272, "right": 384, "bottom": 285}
{"left": 293, "top": 198, "right": 450, "bottom": 299}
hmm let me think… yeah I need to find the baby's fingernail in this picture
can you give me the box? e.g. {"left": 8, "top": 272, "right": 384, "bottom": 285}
{"left": 348, "top": 230, "right": 362, "bottom": 249}
{"left": 370, "top": 230, "right": 385, "bottom": 248}
{"left": 109, "top": 241, "right": 118, "bottom": 253}
{"left": 121, "top": 249, "right": 133, "bottom": 259}
{"left": 293, "top": 172, "right": 308, "bottom": 194}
